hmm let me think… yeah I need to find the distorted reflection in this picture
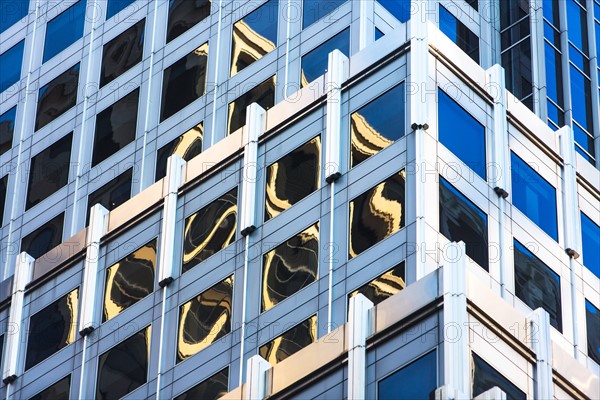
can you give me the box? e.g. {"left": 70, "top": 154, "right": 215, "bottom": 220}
{"left": 471, "top": 352, "right": 526, "bottom": 400}
{"left": 182, "top": 187, "right": 238, "bottom": 273}
{"left": 348, "top": 171, "right": 405, "bottom": 258}
{"left": 348, "top": 262, "right": 405, "bottom": 309}
{"left": 21, "top": 212, "right": 64, "bottom": 260}
{"left": 262, "top": 222, "right": 319, "bottom": 311}
{"left": 265, "top": 136, "right": 320, "bottom": 221}
{"left": 103, "top": 238, "right": 156, "bottom": 322}
{"left": 177, "top": 276, "right": 234, "bottom": 363}
{"left": 155, "top": 122, "right": 203, "bottom": 181}
{"left": 167, "top": 0, "right": 211, "bottom": 43}
{"left": 0, "top": 106, "right": 17, "bottom": 156}
{"left": 259, "top": 315, "right": 316, "bottom": 364}
{"left": 100, "top": 18, "right": 145, "bottom": 88}
{"left": 30, "top": 375, "right": 71, "bottom": 400}
{"left": 87, "top": 168, "right": 132, "bottom": 225}
{"left": 35, "top": 63, "right": 80, "bottom": 131}
{"left": 228, "top": 75, "right": 275, "bottom": 135}
{"left": 174, "top": 368, "right": 229, "bottom": 400}
{"left": 300, "top": 28, "right": 349, "bottom": 87}
{"left": 351, "top": 83, "right": 405, "bottom": 167}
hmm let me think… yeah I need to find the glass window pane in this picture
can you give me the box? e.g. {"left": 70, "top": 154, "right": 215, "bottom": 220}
{"left": 106, "top": 0, "right": 135, "bottom": 19}
{"left": 160, "top": 42, "right": 208, "bottom": 122}
{"left": 349, "top": 171, "right": 405, "bottom": 258}
{"left": 166, "top": 0, "right": 211, "bottom": 43}
{"left": 42, "top": 0, "right": 87, "bottom": 63}
{"left": 513, "top": 240, "right": 562, "bottom": 331}
{"left": 265, "top": 136, "right": 321, "bottom": 221}
{"left": 377, "top": 0, "right": 411, "bottom": 22}
{"left": 300, "top": 28, "right": 349, "bottom": 87}
{"left": 96, "top": 326, "right": 151, "bottom": 400}
{"left": 103, "top": 238, "right": 156, "bottom": 322}
{"left": 543, "top": 0, "right": 560, "bottom": 27}
{"left": 30, "top": 375, "right": 71, "bottom": 400}
{"left": 182, "top": 187, "right": 238, "bottom": 273}
{"left": 502, "top": 40, "right": 533, "bottom": 106}
{"left": 92, "top": 88, "right": 140, "bottom": 166}
{"left": 348, "top": 262, "right": 405, "bottom": 308}
{"left": 0, "top": 0, "right": 29, "bottom": 33}
{"left": 100, "top": 18, "right": 145, "bottom": 88}
{"left": 259, "top": 315, "right": 316, "bottom": 364}
{"left": 375, "top": 28, "right": 384, "bottom": 41}
{"left": 0, "top": 106, "right": 17, "bottom": 156}
{"left": 466, "top": 0, "right": 478, "bottom": 11}
{"left": 303, "top": 0, "right": 346, "bottom": 28}
{"left": 378, "top": 350, "right": 437, "bottom": 400}
{"left": 231, "top": 0, "right": 278, "bottom": 76}
{"left": 0, "top": 40, "right": 24, "bottom": 92}
{"left": 25, "top": 288, "right": 78, "bottom": 370}
{"left": 501, "top": 18, "right": 530, "bottom": 51}
{"left": 262, "top": 222, "right": 319, "bottom": 311}
{"left": 21, "top": 212, "right": 64, "bottom": 259}
{"left": 572, "top": 122, "right": 595, "bottom": 159}
{"left": 544, "top": 42, "right": 563, "bottom": 107}
{"left": 228, "top": 75, "right": 275, "bottom": 135}
{"left": 585, "top": 300, "right": 600, "bottom": 365}
{"left": 567, "top": 0, "right": 589, "bottom": 54}
{"left": 35, "top": 63, "right": 80, "bottom": 131}
{"left": 174, "top": 368, "right": 229, "bottom": 400}
{"left": 472, "top": 353, "right": 526, "bottom": 400}
{"left": 177, "top": 276, "right": 233, "bottom": 363}
{"left": 86, "top": 168, "right": 133, "bottom": 224}
{"left": 569, "top": 65, "right": 593, "bottom": 133}
{"left": 155, "top": 122, "right": 203, "bottom": 181}
{"left": 439, "top": 5, "right": 479, "bottom": 63}
{"left": 581, "top": 212, "right": 600, "bottom": 278}
{"left": 0, "top": 175, "right": 7, "bottom": 227}
{"left": 500, "top": 0, "right": 528, "bottom": 28}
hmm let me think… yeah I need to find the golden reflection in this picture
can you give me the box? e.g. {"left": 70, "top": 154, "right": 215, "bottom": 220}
{"left": 259, "top": 315, "right": 317, "bottom": 365}
{"left": 173, "top": 122, "right": 203, "bottom": 160}
{"left": 65, "top": 288, "right": 79, "bottom": 345}
{"left": 350, "top": 111, "right": 394, "bottom": 168}
{"left": 227, "top": 75, "right": 275, "bottom": 135}
{"left": 230, "top": 19, "right": 276, "bottom": 76}
{"left": 349, "top": 263, "right": 405, "bottom": 306}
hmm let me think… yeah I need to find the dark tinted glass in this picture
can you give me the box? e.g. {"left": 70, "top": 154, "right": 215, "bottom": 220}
{"left": 86, "top": 168, "right": 132, "bottom": 224}
{"left": 378, "top": 350, "right": 437, "bottom": 400}
{"left": 348, "top": 262, "right": 405, "bottom": 307}
{"left": 166, "top": 0, "right": 211, "bottom": 43}
{"left": 30, "top": 375, "right": 71, "bottom": 400}
{"left": 106, "top": 0, "right": 136, "bottom": 19}
{"left": 100, "top": 18, "right": 145, "bottom": 88}
{"left": 160, "top": 42, "right": 208, "bottom": 122}
{"left": 351, "top": 83, "right": 405, "bottom": 167}
{"left": 0, "top": 0, "right": 29, "bottom": 33}
{"left": 35, "top": 63, "right": 80, "bottom": 131}
{"left": 21, "top": 213, "right": 64, "bottom": 259}
{"left": 0, "top": 175, "right": 7, "bottom": 227}
{"left": 103, "top": 238, "right": 156, "bottom": 322}
{"left": 500, "top": 0, "right": 528, "bottom": 28}
{"left": 0, "top": 40, "right": 24, "bottom": 92}
{"left": 585, "top": 300, "right": 600, "bottom": 365}
{"left": 303, "top": 0, "right": 346, "bottom": 28}
{"left": 377, "top": 0, "right": 411, "bottom": 22}
{"left": 25, "top": 288, "right": 78, "bottom": 370}
{"left": 26, "top": 132, "right": 73, "bottom": 210}
{"left": 581, "top": 212, "right": 600, "bottom": 278}
{"left": 570, "top": 66, "right": 593, "bottom": 135}
{"left": 349, "top": 171, "right": 405, "bottom": 258}
{"left": 439, "top": 5, "right": 479, "bottom": 63}
{"left": 567, "top": 0, "right": 589, "bottom": 53}
{"left": 300, "top": 28, "right": 349, "bottom": 87}
{"left": 0, "top": 335, "right": 3, "bottom": 375}
{"left": 228, "top": 75, "right": 275, "bottom": 135}
{"left": 510, "top": 152, "right": 558, "bottom": 240}
{"left": 42, "top": 0, "right": 86, "bottom": 63}
{"left": 375, "top": 28, "right": 384, "bottom": 41}
{"left": 265, "top": 136, "right": 320, "bottom": 221}
{"left": 513, "top": 240, "right": 562, "bottom": 331}
{"left": 259, "top": 315, "right": 316, "bottom": 364}
{"left": 466, "top": 0, "right": 478, "bottom": 11}
{"left": 155, "top": 122, "right": 203, "bottom": 181}
{"left": 544, "top": 42, "right": 563, "bottom": 107}
{"left": 472, "top": 353, "right": 526, "bottom": 400}
{"left": 96, "top": 326, "right": 151, "bottom": 400}
{"left": 439, "top": 178, "right": 489, "bottom": 270}
{"left": 262, "top": 223, "right": 319, "bottom": 311}
{"left": 501, "top": 18, "right": 530, "bottom": 51}
{"left": 501, "top": 40, "right": 533, "bottom": 105}
{"left": 182, "top": 187, "right": 237, "bottom": 273}
{"left": 177, "top": 276, "right": 233, "bottom": 363}
{"left": 174, "top": 368, "right": 229, "bottom": 400}
{"left": 0, "top": 106, "right": 16, "bottom": 156}
{"left": 92, "top": 88, "right": 139, "bottom": 166}
{"left": 231, "top": 0, "right": 278, "bottom": 76}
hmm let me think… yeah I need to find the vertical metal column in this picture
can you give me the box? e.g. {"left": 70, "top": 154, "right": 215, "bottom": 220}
{"left": 347, "top": 294, "right": 373, "bottom": 400}
{"left": 245, "top": 355, "right": 271, "bottom": 400}
{"left": 528, "top": 308, "right": 554, "bottom": 399}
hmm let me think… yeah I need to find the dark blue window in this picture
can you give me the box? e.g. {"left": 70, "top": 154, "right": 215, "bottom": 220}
{"left": 472, "top": 353, "right": 526, "bottom": 400}
{"left": 0, "top": 0, "right": 29, "bottom": 33}
{"left": 0, "top": 175, "right": 7, "bottom": 227}
{"left": 566, "top": 0, "right": 589, "bottom": 54}
{"left": 0, "top": 40, "right": 24, "bottom": 92}
{"left": 585, "top": 300, "right": 600, "bottom": 365}
{"left": 106, "top": 0, "right": 136, "bottom": 19}
{"left": 375, "top": 28, "right": 384, "bottom": 41}
{"left": 510, "top": 152, "right": 558, "bottom": 240}
{"left": 377, "top": 0, "right": 411, "bottom": 23}
{"left": 300, "top": 28, "right": 349, "bottom": 86}
{"left": 0, "top": 106, "right": 17, "bottom": 156}
{"left": 378, "top": 350, "right": 437, "bottom": 400}
{"left": 42, "top": 0, "right": 87, "bottom": 63}
{"left": 439, "top": 5, "right": 480, "bottom": 63}
{"left": 303, "top": 0, "right": 346, "bottom": 29}
{"left": 544, "top": 42, "right": 563, "bottom": 108}
{"left": 438, "top": 89, "right": 486, "bottom": 179}
{"left": 581, "top": 212, "right": 600, "bottom": 278}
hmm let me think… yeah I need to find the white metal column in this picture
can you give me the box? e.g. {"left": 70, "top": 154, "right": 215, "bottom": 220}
{"left": 528, "top": 308, "right": 554, "bottom": 399}
{"left": 347, "top": 293, "right": 373, "bottom": 400}
{"left": 245, "top": 355, "right": 271, "bottom": 400}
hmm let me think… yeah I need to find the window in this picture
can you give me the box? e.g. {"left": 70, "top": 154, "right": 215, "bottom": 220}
{"left": 377, "top": 0, "right": 411, "bottom": 22}
{"left": 300, "top": 28, "right": 349, "bottom": 87}
{"left": 466, "top": 0, "right": 478, "bottom": 11}
{"left": 0, "top": 40, "right": 24, "bottom": 92}
{"left": 231, "top": 0, "right": 278, "bottom": 76}
{"left": 259, "top": 315, "right": 316, "bottom": 364}
{"left": 378, "top": 350, "right": 437, "bottom": 400}
{"left": 155, "top": 122, "right": 203, "bottom": 181}
{"left": 303, "top": 0, "right": 346, "bottom": 28}
{"left": 567, "top": 0, "right": 589, "bottom": 54}
{"left": 174, "top": 368, "right": 229, "bottom": 400}
{"left": 348, "top": 262, "right": 405, "bottom": 308}
{"left": 100, "top": 18, "right": 145, "bottom": 88}
{"left": 166, "top": 0, "right": 211, "bottom": 43}
{"left": 182, "top": 187, "right": 238, "bottom": 273}
{"left": 21, "top": 213, "right": 64, "bottom": 259}
{"left": 351, "top": 83, "right": 405, "bottom": 167}
{"left": 160, "top": 42, "right": 208, "bottom": 122}
{"left": 510, "top": 152, "right": 558, "bottom": 241}
{"left": 265, "top": 136, "right": 321, "bottom": 221}
{"left": 106, "top": 0, "right": 135, "bottom": 19}
{"left": 177, "top": 276, "right": 233, "bottom": 363}
{"left": 228, "top": 75, "right": 275, "bottom": 135}
{"left": 513, "top": 240, "right": 562, "bottom": 331}
{"left": 0, "top": 106, "right": 16, "bottom": 156}
{"left": 0, "top": 175, "right": 7, "bottom": 227}
{"left": 349, "top": 171, "right": 405, "bottom": 258}
{"left": 26, "top": 132, "right": 73, "bottom": 210}
{"left": 585, "top": 300, "right": 600, "bottom": 365}
{"left": 439, "top": 5, "right": 480, "bottom": 63}
{"left": 472, "top": 353, "right": 526, "bottom": 400}
{"left": 25, "top": 288, "right": 78, "bottom": 370}
{"left": 581, "top": 212, "right": 600, "bottom": 278}
{"left": 439, "top": 178, "right": 489, "bottom": 270}
{"left": 92, "top": 88, "right": 139, "bottom": 166}
{"left": 375, "top": 28, "right": 384, "bottom": 41}
{"left": 30, "top": 375, "right": 71, "bottom": 400}
{"left": 103, "top": 238, "right": 156, "bottom": 322}
{"left": 96, "top": 326, "right": 151, "bottom": 400}
{"left": 42, "top": 0, "right": 86, "bottom": 63}
{"left": 0, "top": 0, "right": 29, "bottom": 33}
{"left": 86, "top": 168, "right": 132, "bottom": 224}
{"left": 35, "top": 63, "right": 80, "bottom": 131}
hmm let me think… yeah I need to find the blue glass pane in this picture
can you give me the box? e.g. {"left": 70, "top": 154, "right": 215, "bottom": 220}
{"left": 569, "top": 66, "right": 593, "bottom": 133}
{"left": 438, "top": 90, "right": 486, "bottom": 179}
{"left": 542, "top": 0, "right": 560, "bottom": 26}
{"left": 43, "top": 0, "right": 87, "bottom": 63}
{"left": 300, "top": 28, "right": 349, "bottom": 86}
{"left": 375, "top": 28, "right": 384, "bottom": 41}
{"left": 0, "top": 106, "right": 17, "bottom": 156}
{"left": 585, "top": 300, "right": 600, "bottom": 365}
{"left": 106, "top": 0, "right": 136, "bottom": 19}
{"left": 439, "top": 5, "right": 479, "bottom": 63}
{"left": 377, "top": 0, "right": 411, "bottom": 23}
{"left": 0, "top": 0, "right": 28, "bottom": 33}
{"left": 581, "top": 213, "right": 600, "bottom": 278}
{"left": 544, "top": 43, "right": 563, "bottom": 106}
{"left": 378, "top": 350, "right": 437, "bottom": 400}
{"left": 567, "top": 0, "right": 589, "bottom": 54}
{"left": 472, "top": 353, "right": 526, "bottom": 400}
{"left": 0, "top": 40, "right": 24, "bottom": 92}
{"left": 303, "top": 0, "right": 346, "bottom": 29}
{"left": 573, "top": 123, "right": 595, "bottom": 158}
{"left": 510, "top": 152, "right": 558, "bottom": 240}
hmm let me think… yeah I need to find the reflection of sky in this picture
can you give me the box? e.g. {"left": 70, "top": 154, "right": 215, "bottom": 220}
{"left": 242, "top": 0, "right": 278, "bottom": 43}
{"left": 43, "top": 0, "right": 86, "bottom": 62}
{"left": 0, "top": 40, "right": 24, "bottom": 90}
{"left": 301, "top": 28, "right": 349, "bottom": 86}
{"left": 377, "top": 0, "right": 411, "bottom": 23}
{"left": 303, "top": 0, "right": 346, "bottom": 28}
{"left": 581, "top": 212, "right": 600, "bottom": 277}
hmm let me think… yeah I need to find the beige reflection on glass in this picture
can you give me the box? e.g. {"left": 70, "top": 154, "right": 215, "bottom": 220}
{"left": 172, "top": 122, "right": 203, "bottom": 160}
{"left": 350, "top": 110, "right": 394, "bottom": 168}
{"left": 230, "top": 19, "right": 276, "bottom": 76}
{"left": 259, "top": 315, "right": 317, "bottom": 365}
{"left": 65, "top": 288, "right": 79, "bottom": 346}
{"left": 349, "top": 265, "right": 405, "bottom": 303}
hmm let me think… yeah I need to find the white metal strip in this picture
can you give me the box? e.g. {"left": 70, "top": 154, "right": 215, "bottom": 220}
{"left": 528, "top": 308, "right": 554, "bottom": 399}
{"left": 324, "top": 49, "right": 348, "bottom": 182}
{"left": 347, "top": 293, "right": 373, "bottom": 400}
{"left": 245, "top": 355, "right": 272, "bottom": 400}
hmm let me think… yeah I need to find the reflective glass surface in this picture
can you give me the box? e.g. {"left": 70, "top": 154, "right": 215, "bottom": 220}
{"left": 177, "top": 276, "right": 233, "bottom": 363}
{"left": 42, "top": 0, "right": 86, "bottom": 63}
{"left": 26, "top": 132, "right": 73, "bottom": 210}
{"left": 174, "top": 368, "right": 229, "bottom": 400}
{"left": 0, "top": 106, "right": 16, "bottom": 156}
{"left": 544, "top": 42, "right": 563, "bottom": 107}
{"left": 265, "top": 136, "right": 320, "bottom": 221}
{"left": 231, "top": 0, "right": 278, "bottom": 76}
{"left": 375, "top": 28, "right": 384, "bottom": 41}
{"left": 103, "top": 238, "right": 156, "bottom": 322}
{"left": 472, "top": 353, "right": 526, "bottom": 400}
{"left": 228, "top": 75, "right": 275, "bottom": 135}
{"left": 377, "top": 0, "right": 411, "bottom": 22}
{"left": 581, "top": 212, "right": 600, "bottom": 278}
{"left": 439, "top": 5, "right": 479, "bottom": 63}
{"left": 501, "top": 40, "right": 533, "bottom": 106}
{"left": 351, "top": 83, "right": 405, "bottom": 167}
{"left": 25, "top": 288, "right": 78, "bottom": 370}
{"left": 0, "top": 40, "right": 24, "bottom": 92}
{"left": 100, "top": 18, "right": 145, "bottom": 88}
{"left": 259, "top": 315, "right": 316, "bottom": 364}
{"left": 348, "top": 262, "right": 405, "bottom": 308}
{"left": 569, "top": 65, "right": 593, "bottom": 134}
{"left": 30, "top": 375, "right": 71, "bottom": 400}
{"left": 87, "top": 168, "right": 132, "bottom": 225}
{"left": 92, "top": 88, "right": 139, "bottom": 166}
{"left": 378, "top": 350, "right": 437, "bottom": 400}
{"left": 300, "top": 28, "right": 349, "bottom": 87}
{"left": 501, "top": 18, "right": 530, "bottom": 51}
{"left": 160, "top": 42, "right": 208, "bottom": 122}
{"left": 182, "top": 187, "right": 237, "bottom": 273}
{"left": 349, "top": 171, "right": 405, "bottom": 258}
{"left": 510, "top": 152, "right": 558, "bottom": 241}
{"left": 500, "top": 0, "right": 528, "bottom": 28}
{"left": 35, "top": 63, "right": 80, "bottom": 131}
{"left": 0, "top": 0, "right": 29, "bottom": 33}
{"left": 0, "top": 175, "right": 7, "bottom": 227}
{"left": 166, "top": 0, "right": 211, "bottom": 43}
{"left": 567, "top": 0, "right": 589, "bottom": 53}
{"left": 21, "top": 213, "right": 64, "bottom": 259}
{"left": 439, "top": 178, "right": 489, "bottom": 270}
{"left": 466, "top": 0, "right": 478, "bottom": 11}
{"left": 96, "top": 326, "right": 151, "bottom": 400}
{"left": 106, "top": 0, "right": 136, "bottom": 19}
{"left": 513, "top": 240, "right": 562, "bottom": 331}
{"left": 543, "top": 0, "right": 560, "bottom": 26}
{"left": 585, "top": 300, "right": 600, "bottom": 365}
{"left": 155, "top": 122, "right": 203, "bottom": 181}
{"left": 303, "top": 0, "right": 346, "bottom": 28}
